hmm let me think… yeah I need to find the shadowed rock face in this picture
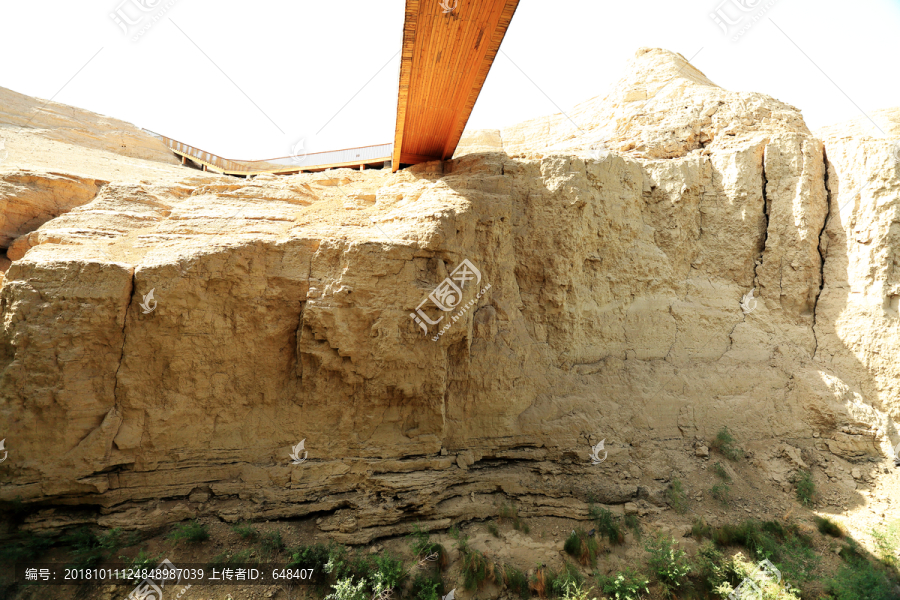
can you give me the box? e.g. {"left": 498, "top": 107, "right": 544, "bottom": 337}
{"left": 0, "top": 48, "right": 898, "bottom": 542}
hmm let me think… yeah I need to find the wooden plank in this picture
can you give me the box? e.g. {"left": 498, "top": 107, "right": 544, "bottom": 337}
{"left": 392, "top": 0, "right": 520, "bottom": 170}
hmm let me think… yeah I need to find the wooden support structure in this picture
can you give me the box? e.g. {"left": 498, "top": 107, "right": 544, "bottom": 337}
{"left": 392, "top": 0, "right": 520, "bottom": 172}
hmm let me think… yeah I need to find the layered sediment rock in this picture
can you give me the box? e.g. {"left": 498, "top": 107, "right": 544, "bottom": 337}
{"left": 0, "top": 49, "right": 898, "bottom": 542}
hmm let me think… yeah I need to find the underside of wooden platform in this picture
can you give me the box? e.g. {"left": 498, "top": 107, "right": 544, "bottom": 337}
{"left": 392, "top": 0, "right": 520, "bottom": 171}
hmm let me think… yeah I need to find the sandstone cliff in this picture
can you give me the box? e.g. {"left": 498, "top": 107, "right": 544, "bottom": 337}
{"left": 0, "top": 48, "right": 898, "bottom": 545}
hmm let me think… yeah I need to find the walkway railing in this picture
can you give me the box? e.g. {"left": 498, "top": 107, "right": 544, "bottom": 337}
{"left": 143, "top": 129, "right": 392, "bottom": 176}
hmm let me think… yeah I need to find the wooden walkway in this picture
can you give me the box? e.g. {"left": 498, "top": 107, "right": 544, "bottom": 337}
{"left": 148, "top": 0, "right": 520, "bottom": 177}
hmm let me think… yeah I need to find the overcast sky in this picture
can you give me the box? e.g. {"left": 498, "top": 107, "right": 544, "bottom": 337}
{"left": 1, "top": 0, "right": 898, "bottom": 161}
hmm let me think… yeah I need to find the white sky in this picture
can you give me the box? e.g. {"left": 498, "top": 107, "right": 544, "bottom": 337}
{"left": 1, "top": 0, "right": 898, "bottom": 161}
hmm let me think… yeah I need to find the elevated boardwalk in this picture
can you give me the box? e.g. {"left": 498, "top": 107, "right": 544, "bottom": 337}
{"left": 146, "top": 0, "right": 519, "bottom": 177}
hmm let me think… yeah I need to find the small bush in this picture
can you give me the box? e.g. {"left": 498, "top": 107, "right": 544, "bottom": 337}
{"left": 713, "top": 461, "right": 731, "bottom": 482}
{"left": 63, "top": 527, "right": 124, "bottom": 569}
{"left": 501, "top": 564, "right": 529, "bottom": 598}
{"left": 411, "top": 572, "right": 443, "bottom": 600}
{"left": 500, "top": 502, "right": 529, "bottom": 532}
{"left": 624, "top": 514, "right": 641, "bottom": 540}
{"left": 563, "top": 529, "right": 599, "bottom": 567}
{"left": 644, "top": 532, "right": 692, "bottom": 598}
{"left": 589, "top": 505, "right": 624, "bottom": 545}
{"left": 710, "top": 426, "right": 744, "bottom": 461}
{"left": 694, "top": 541, "right": 726, "bottom": 592}
{"left": 119, "top": 548, "right": 164, "bottom": 582}
{"left": 325, "top": 576, "right": 369, "bottom": 600}
{"left": 551, "top": 561, "right": 584, "bottom": 597}
{"left": 711, "top": 482, "right": 731, "bottom": 506}
{"left": 715, "top": 552, "right": 801, "bottom": 599}
{"left": 815, "top": 516, "right": 843, "bottom": 538}
{"left": 559, "top": 579, "right": 593, "bottom": 600}
{"left": 871, "top": 519, "right": 900, "bottom": 571}
{"left": 488, "top": 521, "right": 500, "bottom": 538}
{"left": 0, "top": 531, "right": 57, "bottom": 564}
{"left": 461, "top": 548, "right": 490, "bottom": 590}
{"left": 232, "top": 522, "right": 258, "bottom": 540}
{"left": 408, "top": 523, "right": 447, "bottom": 568}
{"left": 597, "top": 568, "right": 649, "bottom": 600}
{"left": 827, "top": 556, "right": 897, "bottom": 600}
{"left": 259, "top": 530, "right": 285, "bottom": 559}
{"left": 166, "top": 520, "right": 209, "bottom": 543}
{"left": 529, "top": 565, "right": 558, "bottom": 598}
{"left": 692, "top": 518, "right": 712, "bottom": 540}
{"left": 666, "top": 479, "right": 688, "bottom": 514}
{"left": 794, "top": 470, "right": 815, "bottom": 506}
{"left": 287, "top": 541, "right": 330, "bottom": 570}
{"left": 372, "top": 550, "right": 405, "bottom": 591}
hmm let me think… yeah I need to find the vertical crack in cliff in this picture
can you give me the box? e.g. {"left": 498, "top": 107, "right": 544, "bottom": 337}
{"left": 754, "top": 148, "right": 770, "bottom": 287}
{"left": 110, "top": 269, "right": 137, "bottom": 447}
{"left": 812, "top": 146, "right": 832, "bottom": 359}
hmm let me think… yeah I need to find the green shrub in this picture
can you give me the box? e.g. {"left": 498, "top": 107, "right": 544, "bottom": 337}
{"left": 530, "top": 564, "right": 558, "bottom": 598}
{"left": 559, "top": 579, "right": 593, "bottom": 600}
{"left": 63, "top": 527, "right": 124, "bottom": 569}
{"left": 372, "top": 550, "right": 405, "bottom": 591}
{"left": 411, "top": 572, "right": 443, "bottom": 600}
{"left": 166, "top": 520, "right": 209, "bottom": 543}
{"left": 461, "top": 548, "right": 490, "bottom": 590}
{"left": 0, "top": 531, "right": 57, "bottom": 564}
{"left": 644, "top": 532, "right": 692, "bottom": 598}
{"left": 815, "top": 516, "right": 843, "bottom": 538}
{"left": 692, "top": 518, "right": 712, "bottom": 540}
{"left": 596, "top": 568, "right": 649, "bottom": 600}
{"left": 287, "top": 541, "right": 330, "bottom": 570}
{"left": 715, "top": 552, "right": 801, "bottom": 599}
{"left": 794, "top": 470, "right": 815, "bottom": 506}
{"left": 711, "top": 482, "right": 731, "bottom": 506}
{"left": 710, "top": 426, "right": 744, "bottom": 461}
{"left": 408, "top": 523, "right": 447, "bottom": 568}
{"left": 624, "top": 514, "right": 641, "bottom": 540}
{"left": 563, "top": 529, "right": 599, "bottom": 567}
{"left": 259, "top": 530, "right": 285, "bottom": 560}
{"left": 710, "top": 520, "right": 819, "bottom": 585}
{"left": 827, "top": 556, "right": 896, "bottom": 600}
{"left": 325, "top": 576, "right": 369, "bottom": 600}
{"left": 589, "top": 505, "right": 624, "bottom": 545}
{"left": 232, "top": 522, "right": 258, "bottom": 540}
{"left": 551, "top": 561, "right": 584, "bottom": 597}
{"left": 694, "top": 541, "right": 726, "bottom": 592}
{"left": 488, "top": 521, "right": 500, "bottom": 537}
{"left": 666, "top": 479, "right": 688, "bottom": 514}
{"left": 713, "top": 461, "right": 731, "bottom": 482}
{"left": 871, "top": 519, "right": 900, "bottom": 571}
{"left": 501, "top": 564, "right": 529, "bottom": 598}
{"left": 500, "top": 502, "right": 529, "bottom": 532}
